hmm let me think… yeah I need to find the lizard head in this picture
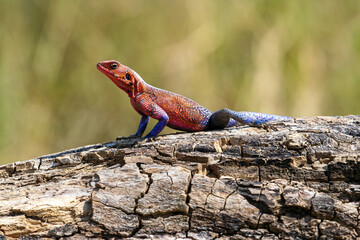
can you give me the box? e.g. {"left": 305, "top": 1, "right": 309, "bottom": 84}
{"left": 97, "top": 60, "right": 140, "bottom": 97}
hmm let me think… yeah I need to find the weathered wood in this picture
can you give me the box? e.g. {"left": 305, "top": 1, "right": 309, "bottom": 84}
{"left": 0, "top": 116, "right": 359, "bottom": 239}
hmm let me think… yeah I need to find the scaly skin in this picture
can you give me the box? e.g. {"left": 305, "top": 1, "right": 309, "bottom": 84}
{"left": 97, "top": 60, "right": 291, "bottom": 138}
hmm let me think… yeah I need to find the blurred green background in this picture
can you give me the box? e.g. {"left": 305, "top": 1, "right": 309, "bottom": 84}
{"left": 0, "top": 0, "right": 359, "bottom": 164}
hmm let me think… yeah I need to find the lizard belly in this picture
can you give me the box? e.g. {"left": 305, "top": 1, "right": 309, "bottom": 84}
{"left": 166, "top": 113, "right": 208, "bottom": 132}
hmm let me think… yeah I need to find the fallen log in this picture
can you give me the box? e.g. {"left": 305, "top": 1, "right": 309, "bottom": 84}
{"left": 0, "top": 116, "right": 359, "bottom": 239}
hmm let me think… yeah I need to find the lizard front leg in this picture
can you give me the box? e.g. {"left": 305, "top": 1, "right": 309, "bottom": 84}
{"left": 131, "top": 114, "right": 150, "bottom": 137}
{"left": 141, "top": 106, "right": 169, "bottom": 138}
{"left": 145, "top": 113, "right": 169, "bottom": 138}
{"left": 132, "top": 94, "right": 169, "bottom": 138}
{"left": 116, "top": 114, "right": 150, "bottom": 140}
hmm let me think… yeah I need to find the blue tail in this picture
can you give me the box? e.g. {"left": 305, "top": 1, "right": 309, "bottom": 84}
{"left": 226, "top": 110, "right": 291, "bottom": 127}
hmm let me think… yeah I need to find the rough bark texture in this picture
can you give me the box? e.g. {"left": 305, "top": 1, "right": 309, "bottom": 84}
{"left": 0, "top": 116, "right": 360, "bottom": 240}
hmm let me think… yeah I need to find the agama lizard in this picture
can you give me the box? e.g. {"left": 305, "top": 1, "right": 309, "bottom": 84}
{"left": 97, "top": 60, "right": 291, "bottom": 138}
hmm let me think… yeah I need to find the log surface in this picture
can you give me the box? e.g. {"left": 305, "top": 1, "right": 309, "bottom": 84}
{"left": 0, "top": 116, "right": 360, "bottom": 239}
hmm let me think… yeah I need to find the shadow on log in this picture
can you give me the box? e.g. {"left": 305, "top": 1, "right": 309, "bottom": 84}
{"left": 0, "top": 116, "right": 360, "bottom": 239}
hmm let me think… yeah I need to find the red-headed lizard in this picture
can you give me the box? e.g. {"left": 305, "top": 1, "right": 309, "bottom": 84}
{"left": 97, "top": 60, "right": 291, "bottom": 138}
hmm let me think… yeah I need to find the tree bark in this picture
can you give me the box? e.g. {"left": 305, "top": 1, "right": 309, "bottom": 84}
{"left": 0, "top": 116, "right": 359, "bottom": 239}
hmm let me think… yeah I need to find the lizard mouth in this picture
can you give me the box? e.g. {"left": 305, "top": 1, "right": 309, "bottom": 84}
{"left": 96, "top": 62, "right": 106, "bottom": 72}
{"left": 97, "top": 63, "right": 113, "bottom": 77}
{"left": 97, "top": 62, "right": 124, "bottom": 82}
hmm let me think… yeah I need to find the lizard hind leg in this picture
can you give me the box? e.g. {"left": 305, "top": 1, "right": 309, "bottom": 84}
{"left": 208, "top": 108, "right": 233, "bottom": 130}
{"left": 208, "top": 108, "right": 291, "bottom": 129}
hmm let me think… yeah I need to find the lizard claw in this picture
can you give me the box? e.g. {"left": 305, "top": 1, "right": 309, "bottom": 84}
{"left": 134, "top": 138, "right": 149, "bottom": 145}
{"left": 258, "top": 123, "right": 278, "bottom": 132}
{"left": 116, "top": 135, "right": 140, "bottom": 141}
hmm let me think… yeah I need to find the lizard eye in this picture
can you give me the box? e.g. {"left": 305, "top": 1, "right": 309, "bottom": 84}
{"left": 125, "top": 73, "right": 131, "bottom": 80}
{"left": 110, "top": 63, "right": 118, "bottom": 69}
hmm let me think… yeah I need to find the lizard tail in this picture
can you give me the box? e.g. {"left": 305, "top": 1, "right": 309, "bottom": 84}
{"left": 225, "top": 110, "right": 291, "bottom": 127}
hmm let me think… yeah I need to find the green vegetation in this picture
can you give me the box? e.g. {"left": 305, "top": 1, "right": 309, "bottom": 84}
{"left": 0, "top": 0, "right": 359, "bottom": 164}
